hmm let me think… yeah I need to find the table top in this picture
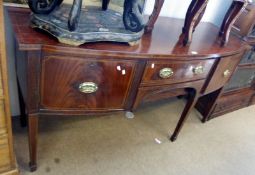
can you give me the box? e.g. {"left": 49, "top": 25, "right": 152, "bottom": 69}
{"left": 7, "top": 7, "right": 247, "bottom": 60}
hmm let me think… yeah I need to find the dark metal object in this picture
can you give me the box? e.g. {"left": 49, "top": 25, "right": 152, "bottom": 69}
{"left": 28, "top": 0, "right": 63, "bottom": 14}
{"left": 28, "top": 0, "right": 145, "bottom": 33}
{"left": 123, "top": 0, "right": 145, "bottom": 32}
{"left": 30, "top": 5, "right": 144, "bottom": 45}
{"left": 68, "top": 0, "right": 83, "bottom": 31}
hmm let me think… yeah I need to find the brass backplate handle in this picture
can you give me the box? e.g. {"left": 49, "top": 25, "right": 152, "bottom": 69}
{"left": 79, "top": 82, "right": 98, "bottom": 94}
{"left": 223, "top": 69, "right": 231, "bottom": 78}
{"left": 193, "top": 66, "right": 204, "bottom": 75}
{"left": 159, "top": 68, "right": 174, "bottom": 79}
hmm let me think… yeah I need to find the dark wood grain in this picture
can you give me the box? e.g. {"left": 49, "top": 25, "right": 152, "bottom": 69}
{"left": 141, "top": 59, "right": 215, "bottom": 86}
{"left": 27, "top": 51, "right": 41, "bottom": 113}
{"left": 133, "top": 80, "right": 204, "bottom": 110}
{"left": 41, "top": 56, "right": 137, "bottom": 110}
{"left": 202, "top": 53, "right": 244, "bottom": 94}
{"left": 9, "top": 7, "right": 249, "bottom": 172}
{"left": 210, "top": 88, "right": 254, "bottom": 118}
{"left": 28, "top": 114, "right": 38, "bottom": 172}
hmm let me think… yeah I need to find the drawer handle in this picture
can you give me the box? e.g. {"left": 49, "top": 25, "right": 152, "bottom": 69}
{"left": 78, "top": 82, "right": 98, "bottom": 94}
{"left": 193, "top": 66, "right": 204, "bottom": 75}
{"left": 159, "top": 68, "right": 174, "bottom": 79}
{"left": 223, "top": 70, "right": 231, "bottom": 78}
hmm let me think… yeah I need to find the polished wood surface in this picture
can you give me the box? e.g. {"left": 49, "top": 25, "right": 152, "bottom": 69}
{"left": 0, "top": 3, "right": 19, "bottom": 175}
{"left": 8, "top": 7, "right": 245, "bottom": 58}
{"left": 212, "top": 88, "right": 253, "bottom": 117}
{"left": 8, "top": 7, "right": 247, "bottom": 172}
{"left": 41, "top": 56, "right": 136, "bottom": 110}
{"left": 202, "top": 53, "right": 244, "bottom": 94}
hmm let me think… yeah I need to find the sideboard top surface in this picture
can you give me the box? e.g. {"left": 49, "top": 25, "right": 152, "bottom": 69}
{"left": 8, "top": 7, "right": 247, "bottom": 59}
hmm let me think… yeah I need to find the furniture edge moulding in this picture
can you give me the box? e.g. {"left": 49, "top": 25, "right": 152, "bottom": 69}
{"left": 40, "top": 44, "right": 248, "bottom": 62}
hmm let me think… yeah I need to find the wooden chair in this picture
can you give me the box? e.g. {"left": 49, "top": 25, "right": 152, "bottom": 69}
{"left": 219, "top": 0, "right": 249, "bottom": 46}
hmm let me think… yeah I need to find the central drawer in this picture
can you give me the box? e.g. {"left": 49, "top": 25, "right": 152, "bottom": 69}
{"left": 41, "top": 56, "right": 137, "bottom": 110}
{"left": 141, "top": 59, "right": 215, "bottom": 86}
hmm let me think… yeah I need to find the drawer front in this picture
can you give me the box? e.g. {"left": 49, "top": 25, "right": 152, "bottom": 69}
{"left": 41, "top": 56, "right": 136, "bottom": 110}
{"left": 203, "top": 53, "right": 242, "bottom": 94}
{"left": 213, "top": 90, "right": 252, "bottom": 114}
{"left": 141, "top": 59, "right": 215, "bottom": 86}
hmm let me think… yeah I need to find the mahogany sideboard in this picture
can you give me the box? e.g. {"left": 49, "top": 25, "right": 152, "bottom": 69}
{"left": 0, "top": 2, "right": 19, "bottom": 175}
{"left": 8, "top": 7, "right": 248, "bottom": 172}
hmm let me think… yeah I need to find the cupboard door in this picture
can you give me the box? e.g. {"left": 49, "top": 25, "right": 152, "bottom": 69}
{"left": 203, "top": 53, "right": 242, "bottom": 94}
{"left": 41, "top": 56, "right": 137, "bottom": 110}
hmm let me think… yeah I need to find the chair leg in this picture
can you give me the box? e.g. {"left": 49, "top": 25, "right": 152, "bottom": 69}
{"left": 145, "top": 0, "right": 164, "bottom": 33}
{"left": 219, "top": 0, "right": 248, "bottom": 46}
{"left": 170, "top": 89, "right": 199, "bottom": 142}
{"left": 182, "top": 0, "right": 209, "bottom": 46}
{"left": 28, "top": 114, "right": 39, "bottom": 172}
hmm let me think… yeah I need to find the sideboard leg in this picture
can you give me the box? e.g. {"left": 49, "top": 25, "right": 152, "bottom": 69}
{"left": 28, "top": 114, "right": 38, "bottom": 172}
{"left": 17, "top": 80, "right": 27, "bottom": 127}
{"left": 170, "top": 89, "right": 199, "bottom": 142}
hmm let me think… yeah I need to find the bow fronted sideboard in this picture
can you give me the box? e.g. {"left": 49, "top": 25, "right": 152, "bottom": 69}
{"left": 8, "top": 7, "right": 248, "bottom": 172}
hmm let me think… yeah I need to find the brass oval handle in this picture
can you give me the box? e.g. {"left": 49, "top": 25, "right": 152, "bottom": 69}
{"left": 193, "top": 66, "right": 204, "bottom": 75}
{"left": 78, "top": 82, "right": 98, "bottom": 94}
{"left": 159, "top": 68, "right": 174, "bottom": 79}
{"left": 223, "top": 70, "right": 231, "bottom": 78}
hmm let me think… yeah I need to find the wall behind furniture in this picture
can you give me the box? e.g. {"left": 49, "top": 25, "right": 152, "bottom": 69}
{"left": 5, "top": 0, "right": 233, "bottom": 116}
{"left": 144, "top": 0, "right": 233, "bottom": 27}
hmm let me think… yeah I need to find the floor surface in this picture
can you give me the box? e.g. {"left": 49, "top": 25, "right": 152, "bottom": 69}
{"left": 12, "top": 99, "right": 255, "bottom": 175}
